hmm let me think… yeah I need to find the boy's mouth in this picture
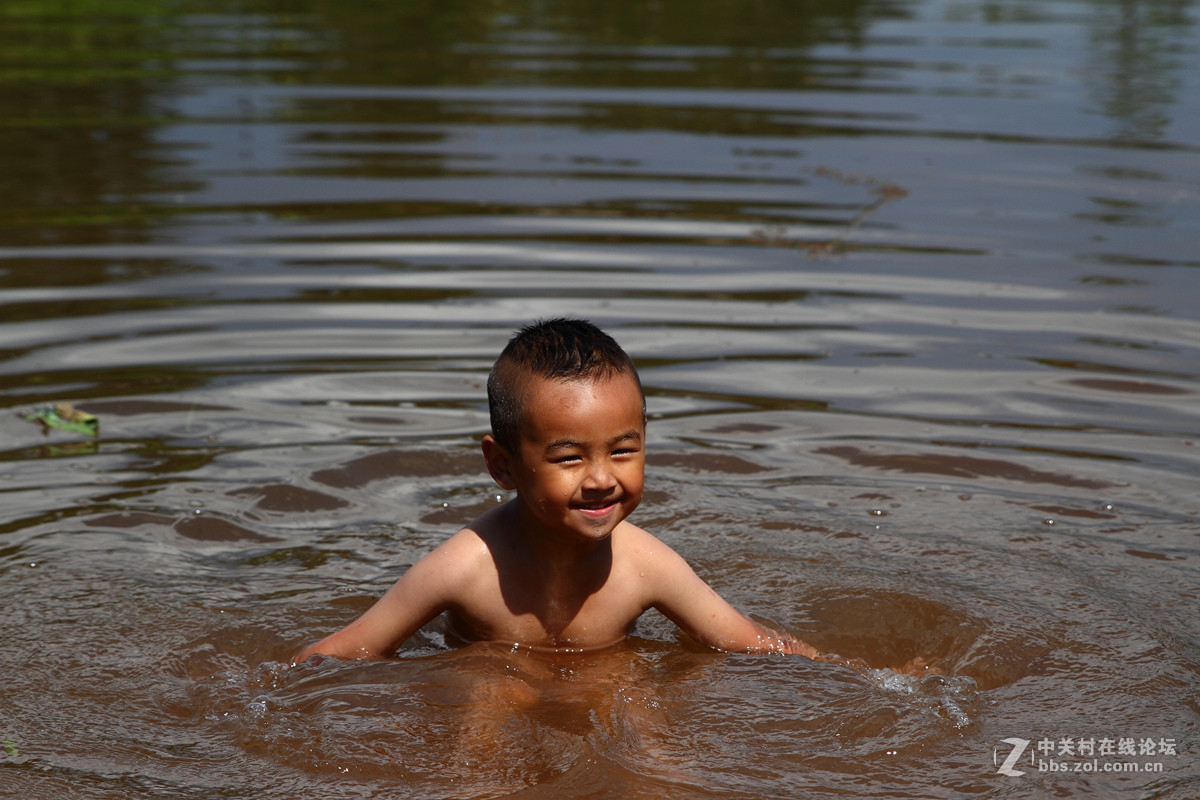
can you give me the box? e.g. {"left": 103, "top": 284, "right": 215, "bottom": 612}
{"left": 574, "top": 501, "right": 619, "bottom": 518}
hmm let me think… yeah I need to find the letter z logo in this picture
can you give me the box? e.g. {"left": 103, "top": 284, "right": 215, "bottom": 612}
{"left": 995, "top": 738, "right": 1030, "bottom": 777}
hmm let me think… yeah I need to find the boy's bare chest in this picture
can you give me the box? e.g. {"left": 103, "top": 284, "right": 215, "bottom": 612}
{"left": 449, "top": 569, "right": 644, "bottom": 649}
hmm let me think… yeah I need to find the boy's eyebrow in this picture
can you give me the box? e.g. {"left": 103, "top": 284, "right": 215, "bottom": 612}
{"left": 543, "top": 429, "right": 643, "bottom": 453}
{"left": 610, "top": 429, "right": 643, "bottom": 445}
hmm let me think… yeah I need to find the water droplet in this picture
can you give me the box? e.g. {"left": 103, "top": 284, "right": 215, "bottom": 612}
{"left": 441, "top": 502, "right": 449, "bottom": 509}
{"left": 1043, "top": 518, "right": 1056, "bottom": 526}
{"left": 494, "top": 494, "right": 503, "bottom": 503}
{"left": 869, "top": 508, "right": 887, "bottom": 517}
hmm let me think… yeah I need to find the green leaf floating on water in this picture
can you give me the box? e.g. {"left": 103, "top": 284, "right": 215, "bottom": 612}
{"left": 3, "top": 737, "right": 16, "bottom": 757}
{"left": 21, "top": 402, "right": 99, "bottom": 437}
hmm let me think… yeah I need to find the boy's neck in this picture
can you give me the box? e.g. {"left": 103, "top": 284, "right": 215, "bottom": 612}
{"left": 491, "top": 500, "right": 614, "bottom": 640}
{"left": 504, "top": 499, "right": 611, "bottom": 575}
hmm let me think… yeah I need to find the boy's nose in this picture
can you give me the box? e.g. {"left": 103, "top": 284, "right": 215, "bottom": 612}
{"left": 581, "top": 461, "right": 617, "bottom": 490}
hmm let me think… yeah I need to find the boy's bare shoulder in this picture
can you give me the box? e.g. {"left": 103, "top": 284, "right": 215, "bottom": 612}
{"left": 407, "top": 512, "right": 499, "bottom": 593}
{"left": 430, "top": 524, "right": 490, "bottom": 562}
{"left": 614, "top": 520, "right": 669, "bottom": 552}
{"left": 612, "top": 521, "right": 690, "bottom": 573}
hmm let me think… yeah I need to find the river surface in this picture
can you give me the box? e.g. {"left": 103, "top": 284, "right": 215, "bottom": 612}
{"left": 1, "top": 1, "right": 1198, "bottom": 798}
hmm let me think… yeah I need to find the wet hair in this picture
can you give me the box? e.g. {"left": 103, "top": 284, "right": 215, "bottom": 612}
{"left": 487, "top": 318, "right": 644, "bottom": 451}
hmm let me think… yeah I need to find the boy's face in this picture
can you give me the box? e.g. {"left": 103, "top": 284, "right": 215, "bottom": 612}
{"left": 486, "top": 371, "right": 646, "bottom": 546}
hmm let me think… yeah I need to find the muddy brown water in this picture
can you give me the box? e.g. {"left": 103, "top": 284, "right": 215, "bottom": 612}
{"left": 1, "top": 1, "right": 1198, "bottom": 798}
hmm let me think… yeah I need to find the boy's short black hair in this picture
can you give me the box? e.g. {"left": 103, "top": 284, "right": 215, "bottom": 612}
{"left": 487, "top": 318, "right": 644, "bottom": 450}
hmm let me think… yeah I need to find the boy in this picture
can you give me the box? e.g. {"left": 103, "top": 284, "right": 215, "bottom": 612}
{"left": 293, "top": 318, "right": 819, "bottom": 663}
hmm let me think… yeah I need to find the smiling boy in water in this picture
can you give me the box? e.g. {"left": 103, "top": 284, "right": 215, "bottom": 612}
{"left": 294, "top": 318, "right": 819, "bottom": 663}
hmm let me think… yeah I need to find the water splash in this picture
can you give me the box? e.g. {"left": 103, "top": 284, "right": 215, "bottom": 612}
{"left": 866, "top": 669, "right": 979, "bottom": 730}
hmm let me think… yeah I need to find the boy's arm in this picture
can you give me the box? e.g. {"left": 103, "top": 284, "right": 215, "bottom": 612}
{"left": 640, "top": 535, "right": 819, "bottom": 658}
{"left": 292, "top": 530, "right": 482, "bottom": 663}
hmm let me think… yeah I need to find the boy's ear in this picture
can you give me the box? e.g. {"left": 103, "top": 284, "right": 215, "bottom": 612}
{"left": 481, "top": 434, "right": 518, "bottom": 490}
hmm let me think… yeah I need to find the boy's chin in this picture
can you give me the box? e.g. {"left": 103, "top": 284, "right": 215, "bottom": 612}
{"left": 561, "top": 512, "right": 626, "bottom": 543}
{"left": 518, "top": 499, "right": 637, "bottom": 542}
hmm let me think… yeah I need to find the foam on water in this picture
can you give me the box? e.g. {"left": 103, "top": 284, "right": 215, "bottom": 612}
{"left": 865, "top": 670, "right": 979, "bottom": 730}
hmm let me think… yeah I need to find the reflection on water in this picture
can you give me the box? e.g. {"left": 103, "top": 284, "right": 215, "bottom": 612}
{"left": 1, "top": 1, "right": 1198, "bottom": 799}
